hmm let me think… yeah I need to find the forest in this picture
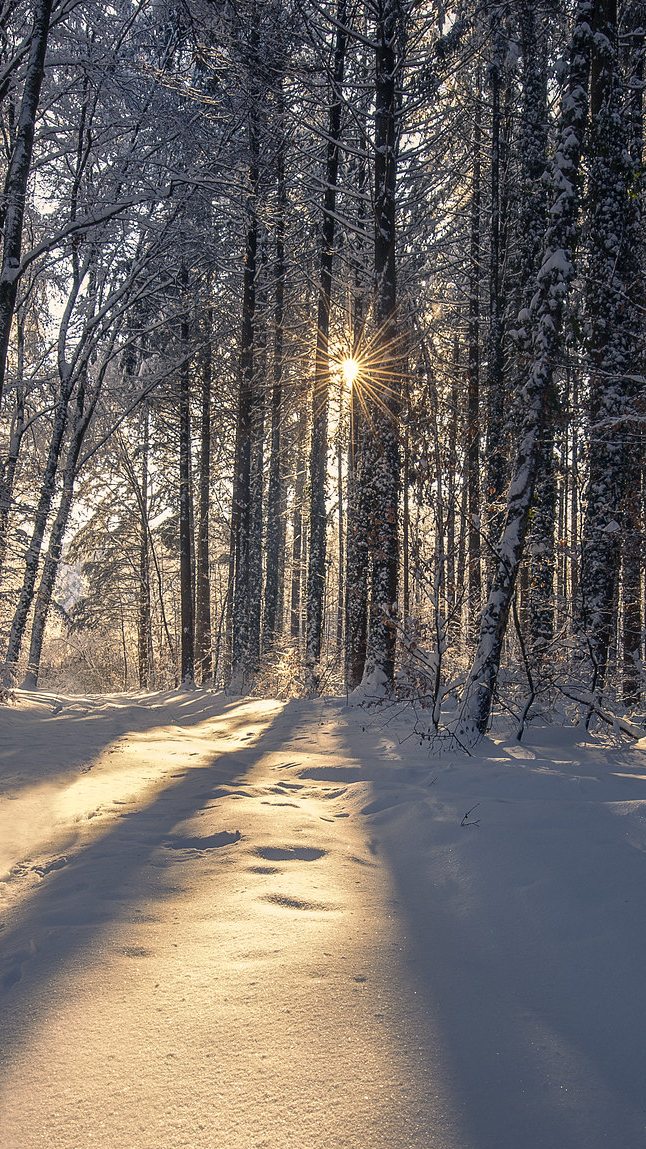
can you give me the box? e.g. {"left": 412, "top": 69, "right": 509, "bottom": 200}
{"left": 0, "top": 0, "right": 643, "bottom": 742}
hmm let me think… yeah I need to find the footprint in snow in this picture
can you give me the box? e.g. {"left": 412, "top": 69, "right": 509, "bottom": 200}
{"left": 34, "top": 856, "right": 68, "bottom": 877}
{"left": 165, "top": 830, "right": 241, "bottom": 851}
{"left": 262, "top": 893, "right": 334, "bottom": 912}
{"left": 251, "top": 845, "right": 326, "bottom": 862}
{"left": 1, "top": 939, "right": 36, "bottom": 992}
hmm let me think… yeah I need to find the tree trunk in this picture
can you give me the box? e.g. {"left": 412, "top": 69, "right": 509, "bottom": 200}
{"left": 484, "top": 17, "right": 507, "bottom": 546}
{"left": 0, "top": 313, "right": 26, "bottom": 578}
{"left": 248, "top": 282, "right": 265, "bottom": 668}
{"left": 361, "top": 0, "right": 403, "bottom": 692}
{"left": 22, "top": 372, "right": 101, "bottom": 688}
{"left": 231, "top": 108, "right": 260, "bottom": 687}
{"left": 306, "top": 0, "right": 347, "bottom": 689}
{"left": 138, "top": 400, "right": 152, "bottom": 689}
{"left": 467, "top": 81, "right": 482, "bottom": 634}
{"left": 0, "top": 0, "right": 53, "bottom": 406}
{"left": 290, "top": 412, "right": 307, "bottom": 642}
{"left": 579, "top": 0, "right": 642, "bottom": 687}
{"left": 263, "top": 141, "right": 287, "bottom": 651}
{"left": 456, "top": 0, "right": 593, "bottom": 739}
{"left": 195, "top": 316, "right": 212, "bottom": 684}
{"left": 3, "top": 370, "right": 75, "bottom": 683}
{"left": 345, "top": 377, "right": 369, "bottom": 688}
{"left": 179, "top": 295, "right": 194, "bottom": 687}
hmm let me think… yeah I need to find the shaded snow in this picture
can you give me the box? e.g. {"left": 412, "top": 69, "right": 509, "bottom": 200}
{"left": 0, "top": 690, "right": 645, "bottom": 1147}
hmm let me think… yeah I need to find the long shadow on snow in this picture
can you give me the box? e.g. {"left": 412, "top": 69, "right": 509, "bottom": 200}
{"left": 344, "top": 721, "right": 646, "bottom": 1149}
{"left": 0, "top": 699, "right": 302, "bottom": 1077}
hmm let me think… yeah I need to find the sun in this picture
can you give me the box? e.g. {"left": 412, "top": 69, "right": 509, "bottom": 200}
{"left": 341, "top": 357, "right": 360, "bottom": 387}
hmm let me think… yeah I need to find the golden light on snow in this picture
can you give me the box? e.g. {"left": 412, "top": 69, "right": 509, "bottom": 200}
{"left": 0, "top": 697, "right": 284, "bottom": 884}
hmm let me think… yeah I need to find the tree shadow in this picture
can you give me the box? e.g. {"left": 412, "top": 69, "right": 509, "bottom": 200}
{"left": 0, "top": 688, "right": 267, "bottom": 795}
{"left": 0, "top": 697, "right": 302, "bottom": 1070}
{"left": 346, "top": 721, "right": 646, "bottom": 1149}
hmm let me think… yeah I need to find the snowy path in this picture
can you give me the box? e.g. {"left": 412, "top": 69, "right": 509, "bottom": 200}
{"left": 0, "top": 694, "right": 464, "bottom": 1149}
{"left": 1, "top": 690, "right": 646, "bottom": 1148}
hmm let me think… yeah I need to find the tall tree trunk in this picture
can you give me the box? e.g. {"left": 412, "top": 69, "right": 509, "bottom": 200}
{"left": 0, "top": 313, "right": 26, "bottom": 578}
{"left": 290, "top": 411, "right": 307, "bottom": 642}
{"left": 467, "top": 80, "right": 482, "bottom": 634}
{"left": 361, "top": 0, "right": 403, "bottom": 691}
{"left": 622, "top": 492, "right": 642, "bottom": 706}
{"left": 0, "top": 0, "right": 52, "bottom": 406}
{"left": 516, "top": 0, "right": 554, "bottom": 658}
{"left": 446, "top": 336, "right": 459, "bottom": 622}
{"left": 528, "top": 423, "right": 557, "bottom": 653}
{"left": 263, "top": 140, "right": 287, "bottom": 651}
{"left": 456, "top": 0, "right": 593, "bottom": 739}
{"left": 579, "top": 0, "right": 641, "bottom": 687}
{"left": 336, "top": 420, "right": 344, "bottom": 652}
{"left": 138, "top": 400, "right": 152, "bottom": 689}
{"left": 484, "top": 18, "right": 506, "bottom": 546}
{"left": 22, "top": 371, "right": 102, "bottom": 689}
{"left": 179, "top": 286, "right": 194, "bottom": 687}
{"left": 231, "top": 106, "right": 260, "bottom": 686}
{"left": 195, "top": 315, "right": 212, "bottom": 684}
{"left": 344, "top": 97, "right": 370, "bottom": 691}
{"left": 345, "top": 373, "right": 369, "bottom": 688}
{"left": 3, "top": 369, "right": 75, "bottom": 683}
{"left": 306, "top": 0, "right": 347, "bottom": 689}
{"left": 248, "top": 276, "right": 265, "bottom": 668}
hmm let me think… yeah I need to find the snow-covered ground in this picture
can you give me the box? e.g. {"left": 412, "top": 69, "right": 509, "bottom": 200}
{"left": 0, "top": 689, "right": 645, "bottom": 1148}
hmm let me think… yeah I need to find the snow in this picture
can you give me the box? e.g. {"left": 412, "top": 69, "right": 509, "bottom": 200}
{"left": 1, "top": 689, "right": 646, "bottom": 1147}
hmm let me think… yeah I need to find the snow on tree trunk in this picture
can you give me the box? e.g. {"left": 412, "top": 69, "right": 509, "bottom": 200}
{"left": 306, "top": 0, "right": 346, "bottom": 691}
{"left": 345, "top": 381, "right": 369, "bottom": 689}
{"left": 528, "top": 422, "right": 557, "bottom": 654}
{"left": 262, "top": 140, "right": 287, "bottom": 653}
{"left": 579, "top": 0, "right": 642, "bottom": 688}
{"left": 22, "top": 365, "right": 103, "bottom": 689}
{"left": 3, "top": 367, "right": 75, "bottom": 684}
{"left": 467, "top": 79, "right": 482, "bottom": 634}
{"left": 515, "top": 0, "right": 555, "bottom": 659}
{"left": 195, "top": 316, "right": 212, "bottom": 685}
{"left": 0, "top": 0, "right": 53, "bottom": 406}
{"left": 231, "top": 108, "right": 260, "bottom": 688}
{"left": 456, "top": 0, "right": 593, "bottom": 740}
{"left": 179, "top": 293, "right": 194, "bottom": 688}
{"left": 138, "top": 401, "right": 152, "bottom": 690}
{"left": 0, "top": 316, "right": 26, "bottom": 580}
{"left": 344, "top": 112, "right": 370, "bottom": 691}
{"left": 290, "top": 410, "right": 307, "bottom": 643}
{"left": 484, "top": 14, "right": 507, "bottom": 549}
{"left": 248, "top": 292, "right": 265, "bottom": 669}
{"left": 361, "top": 0, "right": 402, "bottom": 693}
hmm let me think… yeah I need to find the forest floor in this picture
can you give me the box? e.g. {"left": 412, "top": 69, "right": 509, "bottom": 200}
{"left": 0, "top": 689, "right": 645, "bottom": 1149}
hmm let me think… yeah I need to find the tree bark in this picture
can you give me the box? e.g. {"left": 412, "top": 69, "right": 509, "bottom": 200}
{"left": 195, "top": 312, "right": 213, "bottom": 684}
{"left": 579, "top": 0, "right": 642, "bottom": 686}
{"left": 179, "top": 290, "right": 194, "bottom": 687}
{"left": 137, "top": 400, "right": 152, "bottom": 689}
{"left": 456, "top": 0, "right": 593, "bottom": 739}
{"left": 22, "top": 370, "right": 102, "bottom": 689}
{"left": 231, "top": 105, "right": 260, "bottom": 686}
{"left": 467, "top": 80, "right": 481, "bottom": 634}
{"left": 306, "top": 0, "right": 347, "bottom": 689}
{"left": 0, "top": 0, "right": 53, "bottom": 406}
{"left": 263, "top": 140, "right": 287, "bottom": 652}
{"left": 361, "top": 0, "right": 403, "bottom": 691}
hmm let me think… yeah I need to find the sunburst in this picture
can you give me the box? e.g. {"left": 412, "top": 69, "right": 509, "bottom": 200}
{"left": 332, "top": 315, "right": 409, "bottom": 428}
